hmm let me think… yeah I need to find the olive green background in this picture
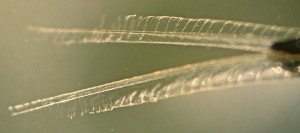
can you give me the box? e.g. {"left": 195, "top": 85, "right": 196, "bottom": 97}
{"left": 1, "top": 0, "right": 300, "bottom": 133}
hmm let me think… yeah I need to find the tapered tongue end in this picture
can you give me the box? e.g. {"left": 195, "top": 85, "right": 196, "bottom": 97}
{"left": 271, "top": 38, "right": 300, "bottom": 54}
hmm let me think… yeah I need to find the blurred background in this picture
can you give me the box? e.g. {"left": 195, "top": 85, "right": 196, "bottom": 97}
{"left": 1, "top": 0, "right": 300, "bottom": 132}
